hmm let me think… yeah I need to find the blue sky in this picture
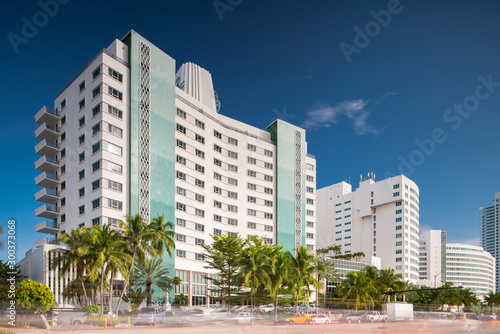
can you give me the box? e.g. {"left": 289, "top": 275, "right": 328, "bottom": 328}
{"left": 1, "top": 0, "right": 499, "bottom": 262}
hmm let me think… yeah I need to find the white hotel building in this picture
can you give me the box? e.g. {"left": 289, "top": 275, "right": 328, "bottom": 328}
{"left": 23, "top": 30, "right": 317, "bottom": 307}
{"left": 480, "top": 192, "right": 500, "bottom": 292}
{"left": 317, "top": 174, "right": 421, "bottom": 281}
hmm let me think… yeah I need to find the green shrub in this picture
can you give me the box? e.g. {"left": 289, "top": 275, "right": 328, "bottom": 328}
{"left": 87, "top": 315, "right": 121, "bottom": 327}
{"left": 82, "top": 304, "right": 100, "bottom": 315}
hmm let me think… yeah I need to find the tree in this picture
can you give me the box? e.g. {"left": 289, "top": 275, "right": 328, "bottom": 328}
{"left": 149, "top": 214, "right": 176, "bottom": 258}
{"left": 172, "top": 276, "right": 182, "bottom": 296}
{"left": 316, "top": 257, "right": 339, "bottom": 308}
{"left": 123, "top": 288, "right": 147, "bottom": 313}
{"left": 263, "top": 246, "right": 291, "bottom": 324}
{"left": 336, "top": 271, "right": 376, "bottom": 310}
{"left": 114, "top": 214, "right": 157, "bottom": 315}
{"left": 52, "top": 227, "right": 92, "bottom": 305}
{"left": 202, "top": 233, "right": 246, "bottom": 314}
{"left": 377, "top": 268, "right": 404, "bottom": 302}
{"left": 131, "top": 256, "right": 172, "bottom": 306}
{"left": 84, "top": 224, "right": 130, "bottom": 314}
{"left": 0, "top": 261, "right": 26, "bottom": 303}
{"left": 289, "top": 246, "right": 320, "bottom": 313}
{"left": 238, "top": 235, "right": 269, "bottom": 314}
{"left": 15, "top": 280, "right": 54, "bottom": 326}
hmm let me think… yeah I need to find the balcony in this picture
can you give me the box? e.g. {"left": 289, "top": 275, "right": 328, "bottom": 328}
{"left": 35, "top": 188, "right": 59, "bottom": 204}
{"left": 34, "top": 237, "right": 59, "bottom": 247}
{"left": 34, "top": 156, "right": 58, "bottom": 173}
{"left": 35, "top": 139, "right": 59, "bottom": 156}
{"left": 35, "top": 106, "right": 59, "bottom": 125}
{"left": 35, "top": 221, "right": 59, "bottom": 234}
{"left": 35, "top": 123, "right": 59, "bottom": 141}
{"left": 35, "top": 204, "right": 60, "bottom": 219}
{"left": 35, "top": 172, "right": 59, "bottom": 188}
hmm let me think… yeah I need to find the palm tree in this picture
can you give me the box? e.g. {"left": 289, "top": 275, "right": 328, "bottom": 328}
{"left": 377, "top": 268, "right": 404, "bottom": 302}
{"left": 52, "top": 227, "right": 92, "bottom": 305}
{"left": 336, "top": 271, "right": 376, "bottom": 310}
{"left": 131, "top": 256, "right": 172, "bottom": 306}
{"left": 238, "top": 235, "right": 269, "bottom": 314}
{"left": 316, "top": 257, "right": 339, "bottom": 309}
{"left": 289, "top": 246, "right": 320, "bottom": 313}
{"left": 83, "top": 224, "right": 130, "bottom": 314}
{"left": 172, "top": 276, "right": 182, "bottom": 296}
{"left": 149, "top": 214, "right": 176, "bottom": 257}
{"left": 263, "top": 246, "right": 291, "bottom": 324}
{"left": 327, "top": 245, "right": 341, "bottom": 257}
{"left": 114, "top": 214, "right": 157, "bottom": 315}
{"left": 362, "top": 266, "right": 382, "bottom": 301}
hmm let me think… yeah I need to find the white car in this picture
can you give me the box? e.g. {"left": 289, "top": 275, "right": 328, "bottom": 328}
{"left": 310, "top": 314, "right": 331, "bottom": 324}
{"left": 135, "top": 306, "right": 165, "bottom": 326}
{"left": 230, "top": 312, "right": 255, "bottom": 324}
{"left": 259, "top": 304, "right": 275, "bottom": 313}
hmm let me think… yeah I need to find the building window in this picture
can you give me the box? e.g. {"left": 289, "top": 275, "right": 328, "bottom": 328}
{"left": 61, "top": 148, "right": 66, "bottom": 158}
{"left": 396, "top": 201, "right": 402, "bottom": 207}
{"left": 214, "top": 215, "right": 222, "bottom": 222}
{"left": 228, "top": 205, "right": 238, "bottom": 212}
{"left": 264, "top": 213, "right": 273, "bottom": 219}
{"left": 176, "top": 171, "right": 186, "bottom": 180}
{"left": 61, "top": 214, "right": 66, "bottom": 222}
{"left": 265, "top": 238, "right": 273, "bottom": 244}
{"left": 307, "top": 198, "right": 314, "bottom": 205}
{"left": 79, "top": 169, "right": 85, "bottom": 180}
{"left": 214, "top": 144, "right": 222, "bottom": 153}
{"left": 393, "top": 192, "right": 400, "bottom": 197}
{"left": 248, "top": 183, "right": 256, "bottom": 190}
{"left": 79, "top": 116, "right": 85, "bottom": 127}
{"left": 195, "top": 194, "right": 204, "bottom": 202}
{"left": 265, "top": 188, "right": 273, "bottom": 194}
{"left": 79, "top": 81, "right": 85, "bottom": 92}
{"left": 60, "top": 98, "right": 67, "bottom": 110}
{"left": 79, "top": 152, "right": 85, "bottom": 162}
{"left": 393, "top": 184, "right": 400, "bottom": 189}
{"left": 195, "top": 253, "right": 203, "bottom": 261}
{"left": 176, "top": 250, "right": 186, "bottom": 258}
{"left": 79, "top": 98, "right": 86, "bottom": 109}
{"left": 307, "top": 221, "right": 314, "bottom": 228}
{"left": 248, "top": 170, "right": 256, "bottom": 177}
{"left": 195, "top": 223, "right": 204, "bottom": 232}
{"left": 264, "top": 175, "right": 273, "bottom": 182}
{"left": 106, "top": 142, "right": 122, "bottom": 156}
{"left": 176, "top": 202, "right": 186, "bottom": 211}
{"left": 177, "top": 109, "right": 186, "bottom": 118}
{"left": 228, "top": 164, "right": 238, "bottom": 172}
{"left": 228, "top": 218, "right": 238, "bottom": 226}
{"left": 61, "top": 115, "right": 66, "bottom": 125}
{"left": 265, "top": 225, "right": 273, "bottom": 232}
{"left": 92, "top": 218, "right": 100, "bottom": 226}
{"left": 61, "top": 131, "right": 66, "bottom": 142}
{"left": 79, "top": 205, "right": 85, "bottom": 215}
{"left": 307, "top": 233, "right": 314, "bottom": 239}
{"left": 108, "top": 180, "right": 122, "bottom": 192}
{"left": 214, "top": 158, "right": 222, "bottom": 167}
{"left": 176, "top": 218, "right": 186, "bottom": 227}
{"left": 264, "top": 162, "right": 273, "bottom": 169}
{"left": 248, "top": 222, "right": 256, "bottom": 229}
{"left": 177, "top": 187, "right": 186, "bottom": 196}
{"left": 195, "top": 134, "right": 205, "bottom": 144}
{"left": 195, "top": 179, "right": 205, "bottom": 188}
{"left": 213, "top": 228, "right": 222, "bottom": 235}
{"left": 228, "top": 191, "right": 238, "bottom": 199}
{"left": 61, "top": 181, "right": 66, "bottom": 190}
{"left": 108, "top": 105, "right": 123, "bottom": 119}
{"left": 248, "top": 196, "right": 256, "bottom": 203}
{"left": 228, "top": 178, "right": 238, "bottom": 185}
{"left": 228, "top": 151, "right": 237, "bottom": 159}
{"left": 92, "top": 123, "right": 101, "bottom": 136}
{"left": 92, "top": 198, "right": 101, "bottom": 209}
{"left": 92, "top": 85, "right": 101, "bottom": 98}
{"left": 78, "top": 187, "right": 85, "bottom": 197}
{"left": 214, "top": 130, "right": 222, "bottom": 139}
{"left": 264, "top": 149, "right": 273, "bottom": 157}
{"left": 92, "top": 180, "right": 100, "bottom": 190}
{"left": 195, "top": 238, "right": 204, "bottom": 245}
{"left": 176, "top": 123, "right": 186, "bottom": 134}
{"left": 213, "top": 186, "right": 222, "bottom": 194}
{"left": 108, "top": 67, "right": 123, "bottom": 82}
{"left": 396, "top": 225, "right": 402, "bottom": 230}
{"left": 92, "top": 66, "right": 101, "bottom": 79}
{"left": 108, "top": 86, "right": 123, "bottom": 100}
{"left": 195, "top": 119, "right": 205, "bottom": 129}
{"left": 306, "top": 187, "right": 314, "bottom": 193}
{"left": 248, "top": 209, "right": 256, "bottom": 216}
{"left": 195, "top": 209, "right": 205, "bottom": 217}
{"left": 248, "top": 144, "right": 256, "bottom": 151}
{"left": 265, "top": 200, "right": 273, "bottom": 207}
{"left": 228, "top": 137, "right": 238, "bottom": 145}
{"left": 177, "top": 154, "right": 187, "bottom": 165}
{"left": 248, "top": 157, "right": 256, "bottom": 164}
{"left": 108, "top": 124, "right": 123, "bottom": 137}
{"left": 61, "top": 197, "right": 66, "bottom": 206}
{"left": 176, "top": 140, "right": 186, "bottom": 149}
{"left": 79, "top": 134, "right": 85, "bottom": 145}
{"left": 196, "top": 149, "right": 204, "bottom": 158}
{"left": 108, "top": 199, "right": 122, "bottom": 210}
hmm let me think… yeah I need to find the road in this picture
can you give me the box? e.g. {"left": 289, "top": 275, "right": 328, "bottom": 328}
{"left": 13, "top": 320, "right": 476, "bottom": 334}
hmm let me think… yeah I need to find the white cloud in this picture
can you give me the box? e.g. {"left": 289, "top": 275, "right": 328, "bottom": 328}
{"left": 302, "top": 93, "right": 395, "bottom": 135}
{"left": 454, "top": 236, "right": 480, "bottom": 246}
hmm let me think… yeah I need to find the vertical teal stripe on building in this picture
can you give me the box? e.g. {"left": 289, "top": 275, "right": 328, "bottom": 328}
{"left": 267, "top": 119, "right": 307, "bottom": 255}
{"left": 123, "top": 30, "right": 176, "bottom": 303}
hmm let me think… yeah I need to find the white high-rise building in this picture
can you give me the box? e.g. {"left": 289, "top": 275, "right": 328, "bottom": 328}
{"left": 480, "top": 192, "right": 500, "bottom": 293}
{"left": 317, "top": 174, "right": 420, "bottom": 281}
{"left": 26, "top": 30, "right": 317, "bottom": 307}
{"left": 419, "top": 230, "right": 447, "bottom": 286}
{"left": 445, "top": 243, "right": 496, "bottom": 298}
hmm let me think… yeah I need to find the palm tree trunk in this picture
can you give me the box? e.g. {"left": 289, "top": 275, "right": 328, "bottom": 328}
{"left": 147, "top": 283, "right": 151, "bottom": 306}
{"left": 101, "top": 270, "right": 106, "bottom": 314}
{"left": 80, "top": 279, "right": 89, "bottom": 306}
{"left": 109, "top": 272, "right": 114, "bottom": 314}
{"left": 114, "top": 247, "right": 136, "bottom": 315}
{"left": 274, "top": 291, "right": 278, "bottom": 324}
{"left": 250, "top": 279, "right": 254, "bottom": 315}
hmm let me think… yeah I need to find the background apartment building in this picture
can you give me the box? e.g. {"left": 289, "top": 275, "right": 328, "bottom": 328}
{"left": 317, "top": 174, "right": 420, "bottom": 282}
{"left": 480, "top": 192, "right": 500, "bottom": 292}
{"left": 445, "top": 243, "right": 496, "bottom": 299}
{"left": 27, "top": 30, "right": 317, "bottom": 307}
{"left": 419, "top": 230, "right": 447, "bottom": 286}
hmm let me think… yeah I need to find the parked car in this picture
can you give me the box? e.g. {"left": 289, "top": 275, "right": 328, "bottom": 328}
{"left": 362, "top": 311, "right": 388, "bottom": 323}
{"left": 135, "top": 306, "right": 166, "bottom": 326}
{"left": 259, "top": 304, "right": 275, "bottom": 313}
{"left": 310, "top": 314, "right": 330, "bottom": 324}
{"left": 70, "top": 314, "right": 92, "bottom": 325}
{"left": 229, "top": 312, "right": 255, "bottom": 324}
{"left": 339, "top": 312, "right": 364, "bottom": 323}
{"left": 278, "top": 313, "right": 312, "bottom": 325}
